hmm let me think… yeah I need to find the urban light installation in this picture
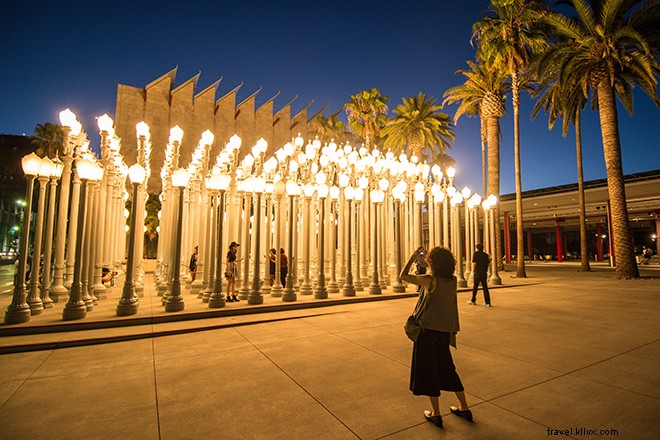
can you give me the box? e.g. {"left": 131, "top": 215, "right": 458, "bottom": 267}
{"left": 283, "top": 180, "right": 300, "bottom": 301}
{"left": 117, "top": 163, "right": 146, "bottom": 316}
{"left": 451, "top": 193, "right": 467, "bottom": 288}
{"left": 462, "top": 187, "right": 472, "bottom": 281}
{"left": 353, "top": 187, "right": 365, "bottom": 291}
{"left": 271, "top": 179, "right": 286, "bottom": 297}
{"left": 4, "top": 153, "right": 41, "bottom": 324}
{"left": 27, "top": 157, "right": 55, "bottom": 314}
{"left": 327, "top": 185, "right": 340, "bottom": 294}
{"left": 314, "top": 173, "right": 328, "bottom": 299}
{"left": 209, "top": 170, "right": 231, "bottom": 308}
{"left": 63, "top": 157, "right": 102, "bottom": 320}
{"left": 300, "top": 183, "right": 315, "bottom": 295}
{"left": 165, "top": 167, "right": 189, "bottom": 312}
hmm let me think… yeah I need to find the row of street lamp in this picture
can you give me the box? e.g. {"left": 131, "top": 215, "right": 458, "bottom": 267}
{"left": 5, "top": 110, "right": 502, "bottom": 325}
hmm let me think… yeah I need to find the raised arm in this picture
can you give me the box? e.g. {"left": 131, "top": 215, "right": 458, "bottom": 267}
{"left": 400, "top": 247, "right": 432, "bottom": 289}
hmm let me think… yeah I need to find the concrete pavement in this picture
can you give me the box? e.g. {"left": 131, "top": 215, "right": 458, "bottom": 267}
{"left": 0, "top": 262, "right": 658, "bottom": 439}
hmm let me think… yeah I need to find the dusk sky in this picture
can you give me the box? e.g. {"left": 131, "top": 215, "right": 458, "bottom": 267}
{"left": 2, "top": 0, "right": 658, "bottom": 195}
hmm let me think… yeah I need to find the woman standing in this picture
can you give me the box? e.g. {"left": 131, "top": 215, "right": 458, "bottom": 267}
{"left": 400, "top": 246, "right": 472, "bottom": 429}
{"left": 225, "top": 242, "right": 242, "bottom": 302}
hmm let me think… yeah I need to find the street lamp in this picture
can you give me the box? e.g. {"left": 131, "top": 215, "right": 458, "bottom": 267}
{"left": 40, "top": 157, "right": 63, "bottom": 307}
{"left": 342, "top": 186, "right": 356, "bottom": 296}
{"left": 462, "top": 186, "right": 472, "bottom": 281}
{"left": 63, "top": 157, "right": 103, "bottom": 320}
{"left": 209, "top": 171, "right": 231, "bottom": 308}
{"left": 314, "top": 179, "right": 328, "bottom": 299}
{"left": 299, "top": 183, "right": 315, "bottom": 295}
{"left": 27, "top": 157, "right": 55, "bottom": 314}
{"left": 271, "top": 179, "right": 286, "bottom": 297}
{"left": 327, "top": 185, "right": 340, "bottom": 293}
{"left": 165, "top": 167, "right": 189, "bottom": 312}
{"left": 248, "top": 175, "right": 266, "bottom": 305}
{"left": 392, "top": 186, "right": 407, "bottom": 292}
{"left": 369, "top": 188, "right": 384, "bottom": 294}
{"left": 4, "top": 153, "right": 41, "bottom": 324}
{"left": 283, "top": 180, "right": 300, "bottom": 301}
{"left": 353, "top": 187, "right": 365, "bottom": 291}
{"left": 117, "top": 163, "right": 146, "bottom": 316}
{"left": 486, "top": 194, "right": 501, "bottom": 285}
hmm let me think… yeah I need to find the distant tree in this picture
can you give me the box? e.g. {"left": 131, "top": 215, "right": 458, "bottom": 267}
{"left": 309, "top": 111, "right": 349, "bottom": 144}
{"left": 144, "top": 194, "right": 161, "bottom": 259}
{"left": 344, "top": 88, "right": 389, "bottom": 148}
{"left": 381, "top": 92, "right": 455, "bottom": 164}
{"left": 31, "top": 122, "right": 64, "bottom": 158}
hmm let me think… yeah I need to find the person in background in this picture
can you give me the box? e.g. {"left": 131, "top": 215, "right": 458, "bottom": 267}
{"left": 268, "top": 248, "right": 277, "bottom": 286}
{"left": 225, "top": 242, "right": 242, "bottom": 302}
{"left": 469, "top": 243, "right": 491, "bottom": 307}
{"left": 189, "top": 245, "right": 198, "bottom": 282}
{"left": 279, "top": 248, "right": 288, "bottom": 288}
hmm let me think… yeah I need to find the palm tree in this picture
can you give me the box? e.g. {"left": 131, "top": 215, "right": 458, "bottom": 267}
{"left": 31, "top": 122, "right": 64, "bottom": 158}
{"left": 532, "top": 69, "right": 591, "bottom": 272}
{"left": 381, "top": 93, "right": 455, "bottom": 164}
{"left": 540, "top": 0, "right": 659, "bottom": 279}
{"left": 443, "top": 60, "right": 509, "bottom": 204}
{"left": 344, "top": 88, "right": 389, "bottom": 148}
{"left": 310, "top": 111, "right": 349, "bottom": 144}
{"left": 473, "top": 0, "right": 548, "bottom": 277}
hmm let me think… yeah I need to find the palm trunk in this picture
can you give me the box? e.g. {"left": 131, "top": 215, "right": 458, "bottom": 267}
{"left": 596, "top": 82, "right": 639, "bottom": 279}
{"left": 575, "top": 110, "right": 591, "bottom": 272}
{"left": 481, "top": 114, "right": 488, "bottom": 197}
{"left": 486, "top": 114, "right": 500, "bottom": 262}
{"left": 513, "top": 72, "right": 526, "bottom": 278}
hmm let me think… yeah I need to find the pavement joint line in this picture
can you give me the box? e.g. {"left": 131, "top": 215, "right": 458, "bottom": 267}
{"left": 150, "top": 337, "right": 163, "bottom": 440}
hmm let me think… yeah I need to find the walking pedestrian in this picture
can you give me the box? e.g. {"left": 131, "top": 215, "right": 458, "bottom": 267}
{"left": 469, "top": 243, "right": 491, "bottom": 307}
{"left": 400, "top": 246, "right": 473, "bottom": 429}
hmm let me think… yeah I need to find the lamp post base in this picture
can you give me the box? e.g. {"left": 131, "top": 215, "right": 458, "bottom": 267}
{"left": 208, "top": 294, "right": 226, "bottom": 308}
{"left": 165, "top": 297, "right": 185, "bottom": 312}
{"left": 248, "top": 292, "right": 263, "bottom": 305}
{"left": 282, "top": 290, "right": 297, "bottom": 302}
{"left": 314, "top": 287, "right": 328, "bottom": 299}
{"left": 392, "top": 282, "right": 406, "bottom": 293}
{"left": 490, "top": 275, "right": 502, "bottom": 285}
{"left": 116, "top": 299, "right": 139, "bottom": 316}
{"left": 62, "top": 302, "right": 87, "bottom": 320}
{"left": 27, "top": 300, "right": 44, "bottom": 315}
{"left": 4, "top": 305, "right": 31, "bottom": 325}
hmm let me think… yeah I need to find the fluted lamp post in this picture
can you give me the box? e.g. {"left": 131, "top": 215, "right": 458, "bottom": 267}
{"left": 209, "top": 171, "right": 231, "bottom": 308}
{"left": 117, "top": 164, "right": 146, "bottom": 316}
{"left": 314, "top": 177, "right": 328, "bottom": 299}
{"left": 63, "top": 157, "right": 103, "bottom": 321}
{"left": 165, "top": 168, "right": 189, "bottom": 312}
{"left": 4, "top": 153, "right": 42, "bottom": 324}
{"left": 342, "top": 186, "right": 356, "bottom": 296}
{"left": 487, "top": 194, "right": 502, "bottom": 285}
{"left": 248, "top": 176, "right": 267, "bottom": 305}
{"left": 392, "top": 186, "right": 407, "bottom": 292}
{"left": 40, "top": 157, "right": 64, "bottom": 308}
{"left": 369, "top": 188, "right": 384, "bottom": 295}
{"left": 283, "top": 180, "right": 300, "bottom": 302}
{"left": 27, "top": 156, "right": 55, "bottom": 314}
{"left": 462, "top": 186, "right": 472, "bottom": 281}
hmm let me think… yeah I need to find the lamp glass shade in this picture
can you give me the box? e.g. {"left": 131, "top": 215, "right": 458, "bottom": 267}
{"left": 69, "top": 120, "right": 82, "bottom": 136}
{"left": 378, "top": 178, "right": 389, "bottom": 191}
{"left": 434, "top": 191, "right": 445, "bottom": 203}
{"left": 344, "top": 186, "right": 354, "bottom": 200}
{"left": 170, "top": 125, "right": 184, "bottom": 143}
{"left": 329, "top": 185, "right": 340, "bottom": 200}
{"left": 317, "top": 184, "right": 329, "bottom": 199}
{"left": 76, "top": 158, "right": 96, "bottom": 180}
{"left": 447, "top": 185, "right": 456, "bottom": 197}
{"left": 136, "top": 121, "right": 150, "bottom": 138}
{"left": 414, "top": 188, "right": 425, "bottom": 202}
{"left": 447, "top": 166, "right": 456, "bottom": 178}
{"left": 358, "top": 176, "right": 369, "bottom": 189}
{"left": 273, "top": 180, "right": 286, "bottom": 196}
{"left": 315, "top": 171, "right": 327, "bottom": 185}
{"left": 98, "top": 114, "right": 114, "bottom": 132}
{"left": 51, "top": 159, "right": 64, "bottom": 178}
{"left": 128, "top": 164, "right": 146, "bottom": 184}
{"left": 201, "top": 129, "right": 214, "bottom": 146}
{"left": 229, "top": 134, "right": 242, "bottom": 150}
{"left": 354, "top": 188, "right": 364, "bottom": 201}
{"left": 302, "top": 184, "right": 315, "bottom": 198}
{"left": 171, "top": 168, "right": 189, "bottom": 187}
{"left": 243, "top": 154, "right": 255, "bottom": 168}
{"left": 461, "top": 186, "right": 471, "bottom": 199}
{"left": 481, "top": 200, "right": 491, "bottom": 211}
{"left": 59, "top": 109, "right": 77, "bottom": 127}
{"left": 487, "top": 194, "right": 498, "bottom": 205}
{"left": 38, "top": 157, "right": 55, "bottom": 177}
{"left": 286, "top": 181, "right": 300, "bottom": 196}
{"left": 370, "top": 189, "right": 384, "bottom": 203}
{"left": 22, "top": 153, "right": 42, "bottom": 176}
{"left": 470, "top": 194, "right": 482, "bottom": 206}
{"left": 253, "top": 176, "right": 266, "bottom": 193}
{"left": 218, "top": 174, "right": 231, "bottom": 191}
{"left": 92, "top": 163, "right": 104, "bottom": 181}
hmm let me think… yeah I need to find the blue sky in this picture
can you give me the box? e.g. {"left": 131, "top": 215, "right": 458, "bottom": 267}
{"left": 1, "top": 0, "right": 658, "bottom": 195}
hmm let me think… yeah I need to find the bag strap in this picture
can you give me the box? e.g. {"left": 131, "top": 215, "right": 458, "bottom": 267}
{"left": 413, "top": 277, "right": 435, "bottom": 319}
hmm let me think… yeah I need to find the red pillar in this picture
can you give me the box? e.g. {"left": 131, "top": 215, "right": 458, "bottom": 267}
{"left": 527, "top": 229, "right": 533, "bottom": 261}
{"left": 607, "top": 201, "right": 615, "bottom": 260}
{"left": 655, "top": 218, "right": 660, "bottom": 255}
{"left": 596, "top": 223, "right": 602, "bottom": 262}
{"left": 555, "top": 223, "right": 563, "bottom": 262}
{"left": 504, "top": 212, "right": 511, "bottom": 264}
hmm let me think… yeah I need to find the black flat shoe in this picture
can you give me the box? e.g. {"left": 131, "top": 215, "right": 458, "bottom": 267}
{"left": 449, "top": 406, "right": 473, "bottom": 422}
{"left": 424, "top": 410, "right": 443, "bottom": 428}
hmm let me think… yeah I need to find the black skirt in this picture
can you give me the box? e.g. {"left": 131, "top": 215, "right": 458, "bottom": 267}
{"left": 410, "top": 329, "right": 464, "bottom": 397}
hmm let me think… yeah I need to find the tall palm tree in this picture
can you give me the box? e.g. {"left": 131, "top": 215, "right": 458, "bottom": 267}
{"left": 532, "top": 69, "right": 592, "bottom": 272}
{"left": 443, "top": 60, "right": 509, "bottom": 203}
{"left": 344, "top": 88, "right": 389, "bottom": 148}
{"left": 31, "top": 122, "right": 64, "bottom": 158}
{"left": 541, "top": 0, "right": 659, "bottom": 279}
{"left": 381, "top": 93, "right": 455, "bottom": 164}
{"left": 473, "top": 0, "right": 548, "bottom": 277}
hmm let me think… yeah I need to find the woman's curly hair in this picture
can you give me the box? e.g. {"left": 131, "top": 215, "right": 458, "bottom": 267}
{"left": 427, "top": 247, "right": 455, "bottom": 280}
